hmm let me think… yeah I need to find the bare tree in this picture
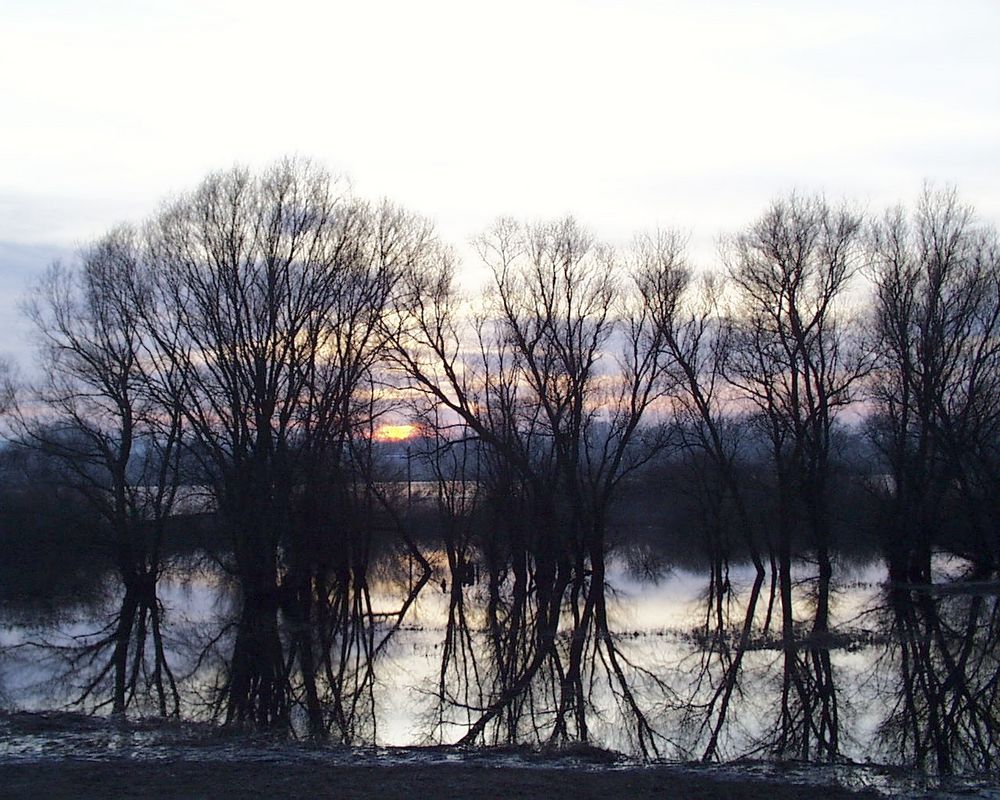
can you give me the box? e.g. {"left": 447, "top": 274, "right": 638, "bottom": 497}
{"left": 866, "top": 187, "right": 1000, "bottom": 774}
{"left": 14, "top": 228, "right": 184, "bottom": 716}
{"left": 141, "top": 160, "right": 436, "bottom": 732}
{"left": 869, "top": 187, "right": 1000, "bottom": 583}
{"left": 721, "top": 194, "right": 870, "bottom": 759}
{"left": 635, "top": 232, "right": 775, "bottom": 761}
{"left": 390, "top": 217, "right": 674, "bottom": 755}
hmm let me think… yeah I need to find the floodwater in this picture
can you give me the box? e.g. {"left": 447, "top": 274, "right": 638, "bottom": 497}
{"left": 1, "top": 551, "right": 999, "bottom": 792}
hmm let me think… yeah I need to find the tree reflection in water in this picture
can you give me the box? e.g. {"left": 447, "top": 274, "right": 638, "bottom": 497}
{"left": 877, "top": 576, "right": 1000, "bottom": 774}
{"left": 8, "top": 539, "right": 1000, "bottom": 776}
{"left": 5, "top": 177, "right": 1000, "bottom": 779}
{"left": 428, "top": 545, "right": 670, "bottom": 757}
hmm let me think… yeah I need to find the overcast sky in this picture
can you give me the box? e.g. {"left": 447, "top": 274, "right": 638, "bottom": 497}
{"left": 2, "top": 0, "right": 999, "bottom": 361}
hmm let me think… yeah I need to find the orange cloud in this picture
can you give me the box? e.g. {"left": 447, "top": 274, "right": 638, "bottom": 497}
{"left": 373, "top": 423, "right": 421, "bottom": 442}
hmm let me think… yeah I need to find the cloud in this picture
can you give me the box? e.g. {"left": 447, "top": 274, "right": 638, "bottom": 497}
{"left": 0, "top": 240, "right": 71, "bottom": 364}
{"left": 0, "top": 0, "right": 998, "bottom": 351}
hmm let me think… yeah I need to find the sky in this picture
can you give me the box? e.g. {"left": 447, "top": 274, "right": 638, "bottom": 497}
{"left": 2, "top": 0, "right": 999, "bottom": 362}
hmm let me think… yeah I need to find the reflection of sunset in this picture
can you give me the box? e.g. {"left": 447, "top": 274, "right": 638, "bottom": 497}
{"left": 373, "top": 423, "right": 420, "bottom": 442}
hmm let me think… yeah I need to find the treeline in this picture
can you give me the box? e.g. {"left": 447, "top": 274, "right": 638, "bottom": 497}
{"left": 2, "top": 160, "right": 998, "bottom": 770}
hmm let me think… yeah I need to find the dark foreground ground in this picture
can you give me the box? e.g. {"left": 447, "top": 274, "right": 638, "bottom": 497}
{"left": 1, "top": 712, "right": 989, "bottom": 799}
{"left": 0, "top": 760, "right": 884, "bottom": 800}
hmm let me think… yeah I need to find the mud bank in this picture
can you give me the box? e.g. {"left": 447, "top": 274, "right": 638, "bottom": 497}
{"left": 0, "top": 759, "right": 886, "bottom": 800}
{"left": 0, "top": 713, "right": 987, "bottom": 799}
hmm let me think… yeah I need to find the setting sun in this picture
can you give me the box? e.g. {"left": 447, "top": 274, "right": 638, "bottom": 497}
{"left": 373, "top": 423, "right": 420, "bottom": 442}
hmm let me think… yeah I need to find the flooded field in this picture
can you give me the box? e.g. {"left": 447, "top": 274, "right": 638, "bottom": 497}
{"left": 3, "top": 550, "right": 998, "bottom": 788}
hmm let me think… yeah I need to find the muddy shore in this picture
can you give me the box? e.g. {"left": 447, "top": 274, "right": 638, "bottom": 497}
{"left": 0, "top": 712, "right": 973, "bottom": 799}
{"left": 0, "top": 759, "right": 886, "bottom": 800}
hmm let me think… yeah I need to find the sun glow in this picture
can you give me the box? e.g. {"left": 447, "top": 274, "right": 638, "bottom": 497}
{"left": 373, "top": 423, "right": 420, "bottom": 442}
